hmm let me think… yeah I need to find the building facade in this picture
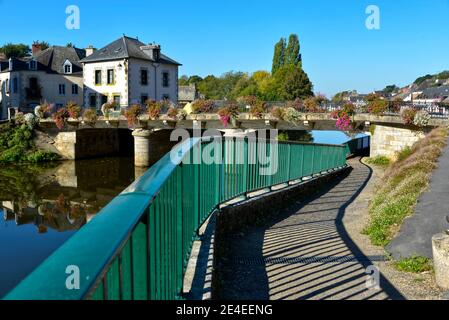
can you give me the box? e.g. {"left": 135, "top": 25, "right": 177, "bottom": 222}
{"left": 0, "top": 45, "right": 85, "bottom": 119}
{"left": 81, "top": 36, "right": 181, "bottom": 110}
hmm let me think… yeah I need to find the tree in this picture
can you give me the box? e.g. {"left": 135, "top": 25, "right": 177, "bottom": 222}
{"left": 271, "top": 38, "right": 286, "bottom": 74}
{"left": 284, "top": 34, "right": 301, "bottom": 66}
{"left": 0, "top": 43, "right": 31, "bottom": 58}
{"left": 272, "top": 64, "right": 313, "bottom": 100}
{"left": 66, "top": 42, "right": 74, "bottom": 48}
{"left": 33, "top": 41, "right": 50, "bottom": 50}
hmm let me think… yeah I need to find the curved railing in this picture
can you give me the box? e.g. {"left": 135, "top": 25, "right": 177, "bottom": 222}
{"left": 5, "top": 135, "right": 366, "bottom": 300}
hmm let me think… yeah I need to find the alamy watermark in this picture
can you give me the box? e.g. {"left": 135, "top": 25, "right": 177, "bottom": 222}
{"left": 66, "top": 5, "right": 80, "bottom": 30}
{"left": 169, "top": 125, "right": 279, "bottom": 176}
{"left": 365, "top": 265, "right": 380, "bottom": 290}
{"left": 365, "top": 5, "right": 380, "bottom": 30}
{"left": 65, "top": 265, "right": 80, "bottom": 290}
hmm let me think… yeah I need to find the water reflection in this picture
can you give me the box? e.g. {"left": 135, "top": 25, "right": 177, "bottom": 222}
{"left": 0, "top": 157, "right": 137, "bottom": 298}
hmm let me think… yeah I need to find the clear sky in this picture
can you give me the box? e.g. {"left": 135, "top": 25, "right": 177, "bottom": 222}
{"left": 1, "top": 0, "right": 448, "bottom": 97}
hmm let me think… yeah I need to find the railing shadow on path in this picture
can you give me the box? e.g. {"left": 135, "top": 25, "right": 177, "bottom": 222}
{"left": 219, "top": 158, "right": 405, "bottom": 300}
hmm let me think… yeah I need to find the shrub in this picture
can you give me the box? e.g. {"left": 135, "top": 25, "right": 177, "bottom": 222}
{"left": 394, "top": 256, "right": 433, "bottom": 273}
{"left": 303, "top": 97, "right": 320, "bottom": 113}
{"left": 35, "top": 102, "right": 52, "bottom": 119}
{"left": 124, "top": 104, "right": 143, "bottom": 127}
{"left": 364, "top": 127, "right": 448, "bottom": 246}
{"left": 101, "top": 102, "right": 116, "bottom": 118}
{"left": 401, "top": 107, "right": 417, "bottom": 125}
{"left": 176, "top": 109, "right": 188, "bottom": 121}
{"left": 249, "top": 102, "right": 267, "bottom": 119}
{"left": 24, "top": 113, "right": 37, "bottom": 129}
{"left": 413, "top": 110, "right": 431, "bottom": 127}
{"left": 83, "top": 108, "right": 98, "bottom": 125}
{"left": 277, "top": 132, "right": 289, "bottom": 141}
{"left": 146, "top": 100, "right": 162, "bottom": 120}
{"left": 217, "top": 101, "right": 239, "bottom": 127}
{"left": 66, "top": 101, "right": 82, "bottom": 119}
{"left": 270, "top": 106, "right": 285, "bottom": 120}
{"left": 191, "top": 99, "right": 215, "bottom": 113}
{"left": 167, "top": 106, "right": 178, "bottom": 119}
{"left": 342, "top": 102, "right": 356, "bottom": 116}
{"left": 365, "top": 156, "right": 390, "bottom": 166}
{"left": 52, "top": 108, "right": 69, "bottom": 130}
{"left": 335, "top": 112, "right": 351, "bottom": 131}
{"left": 368, "top": 99, "right": 388, "bottom": 115}
{"left": 237, "top": 95, "right": 259, "bottom": 108}
{"left": 283, "top": 107, "right": 302, "bottom": 124}
{"left": 286, "top": 98, "right": 304, "bottom": 112}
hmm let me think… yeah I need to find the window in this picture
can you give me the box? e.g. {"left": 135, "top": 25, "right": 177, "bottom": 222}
{"left": 64, "top": 64, "right": 72, "bottom": 74}
{"left": 162, "top": 72, "right": 169, "bottom": 87}
{"left": 107, "top": 69, "right": 114, "bottom": 85}
{"left": 101, "top": 95, "right": 108, "bottom": 106}
{"left": 72, "top": 84, "right": 78, "bottom": 95}
{"left": 89, "top": 94, "right": 97, "bottom": 108}
{"left": 95, "top": 70, "right": 102, "bottom": 85}
{"left": 113, "top": 95, "right": 120, "bottom": 106}
{"left": 59, "top": 84, "right": 66, "bottom": 95}
{"left": 29, "top": 60, "right": 37, "bottom": 70}
{"left": 141, "top": 95, "right": 148, "bottom": 105}
{"left": 5, "top": 79, "right": 9, "bottom": 93}
{"left": 13, "top": 78, "right": 18, "bottom": 93}
{"left": 140, "top": 69, "right": 148, "bottom": 85}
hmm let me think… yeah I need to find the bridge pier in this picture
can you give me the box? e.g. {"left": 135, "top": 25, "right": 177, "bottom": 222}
{"left": 132, "top": 129, "right": 152, "bottom": 167}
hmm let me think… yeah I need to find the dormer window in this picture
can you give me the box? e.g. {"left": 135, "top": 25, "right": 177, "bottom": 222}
{"left": 29, "top": 60, "right": 37, "bottom": 70}
{"left": 63, "top": 60, "right": 72, "bottom": 74}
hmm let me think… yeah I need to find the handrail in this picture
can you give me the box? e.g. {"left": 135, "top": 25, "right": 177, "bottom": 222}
{"left": 5, "top": 135, "right": 358, "bottom": 300}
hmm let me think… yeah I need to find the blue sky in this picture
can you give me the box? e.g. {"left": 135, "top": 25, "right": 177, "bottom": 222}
{"left": 1, "top": 0, "right": 448, "bottom": 97}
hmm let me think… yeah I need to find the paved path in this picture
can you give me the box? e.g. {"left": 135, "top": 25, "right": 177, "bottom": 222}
{"left": 220, "top": 158, "right": 404, "bottom": 300}
{"left": 387, "top": 138, "right": 449, "bottom": 259}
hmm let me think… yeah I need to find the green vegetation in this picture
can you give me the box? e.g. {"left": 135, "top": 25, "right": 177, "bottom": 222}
{"left": 396, "top": 146, "right": 412, "bottom": 162}
{"left": 365, "top": 156, "right": 390, "bottom": 167}
{"left": 394, "top": 256, "right": 433, "bottom": 273}
{"left": 0, "top": 123, "right": 59, "bottom": 163}
{"left": 0, "top": 43, "right": 31, "bottom": 58}
{"left": 179, "top": 33, "right": 313, "bottom": 101}
{"left": 363, "top": 127, "right": 448, "bottom": 246}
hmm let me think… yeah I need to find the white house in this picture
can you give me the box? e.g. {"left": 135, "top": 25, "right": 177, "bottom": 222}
{"left": 81, "top": 36, "right": 181, "bottom": 110}
{"left": 0, "top": 44, "right": 85, "bottom": 119}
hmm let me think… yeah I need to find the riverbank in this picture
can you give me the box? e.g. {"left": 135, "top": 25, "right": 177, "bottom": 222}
{"left": 343, "top": 158, "right": 444, "bottom": 300}
{"left": 0, "top": 122, "right": 59, "bottom": 163}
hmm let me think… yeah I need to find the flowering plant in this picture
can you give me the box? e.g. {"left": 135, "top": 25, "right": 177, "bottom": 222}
{"left": 401, "top": 107, "right": 417, "bottom": 125}
{"left": 53, "top": 108, "right": 69, "bottom": 130}
{"left": 335, "top": 111, "right": 352, "bottom": 131}
{"left": 124, "top": 104, "right": 143, "bottom": 127}
{"left": 413, "top": 110, "right": 431, "bottom": 127}
{"left": 217, "top": 102, "right": 239, "bottom": 127}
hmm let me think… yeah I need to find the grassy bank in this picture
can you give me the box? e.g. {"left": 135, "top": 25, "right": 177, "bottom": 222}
{"left": 363, "top": 127, "right": 448, "bottom": 247}
{"left": 0, "top": 123, "right": 59, "bottom": 163}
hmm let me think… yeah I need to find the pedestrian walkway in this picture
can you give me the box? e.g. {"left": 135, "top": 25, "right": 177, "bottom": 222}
{"left": 219, "top": 158, "right": 404, "bottom": 300}
{"left": 387, "top": 138, "right": 449, "bottom": 259}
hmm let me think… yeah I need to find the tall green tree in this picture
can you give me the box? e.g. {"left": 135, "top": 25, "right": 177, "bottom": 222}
{"left": 0, "top": 43, "right": 31, "bottom": 58}
{"left": 33, "top": 41, "right": 50, "bottom": 50}
{"left": 271, "top": 38, "right": 286, "bottom": 74}
{"left": 272, "top": 64, "right": 313, "bottom": 100}
{"left": 284, "top": 34, "right": 301, "bottom": 66}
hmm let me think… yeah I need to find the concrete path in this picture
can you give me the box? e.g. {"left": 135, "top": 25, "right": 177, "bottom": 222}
{"left": 387, "top": 138, "right": 449, "bottom": 259}
{"left": 219, "top": 158, "right": 404, "bottom": 300}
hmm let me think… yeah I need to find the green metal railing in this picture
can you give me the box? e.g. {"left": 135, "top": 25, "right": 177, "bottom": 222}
{"left": 5, "top": 135, "right": 361, "bottom": 300}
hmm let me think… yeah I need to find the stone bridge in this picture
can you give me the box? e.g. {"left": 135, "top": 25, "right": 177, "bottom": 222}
{"left": 36, "top": 113, "right": 448, "bottom": 166}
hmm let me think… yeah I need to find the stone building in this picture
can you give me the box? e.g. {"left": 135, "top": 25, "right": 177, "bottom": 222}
{"left": 0, "top": 44, "right": 86, "bottom": 119}
{"left": 81, "top": 36, "right": 181, "bottom": 110}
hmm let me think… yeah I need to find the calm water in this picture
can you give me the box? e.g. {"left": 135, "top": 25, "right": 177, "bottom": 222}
{"left": 0, "top": 157, "right": 139, "bottom": 298}
{"left": 0, "top": 130, "right": 365, "bottom": 297}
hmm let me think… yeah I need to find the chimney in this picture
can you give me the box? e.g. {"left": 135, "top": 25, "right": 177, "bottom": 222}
{"left": 32, "top": 43, "right": 43, "bottom": 56}
{"left": 85, "top": 45, "right": 96, "bottom": 57}
{"left": 140, "top": 43, "right": 161, "bottom": 61}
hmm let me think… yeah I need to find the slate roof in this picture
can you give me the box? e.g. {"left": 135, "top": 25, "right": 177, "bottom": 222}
{"left": 80, "top": 36, "right": 181, "bottom": 65}
{"left": 419, "top": 85, "right": 449, "bottom": 99}
{"left": 0, "top": 46, "right": 86, "bottom": 74}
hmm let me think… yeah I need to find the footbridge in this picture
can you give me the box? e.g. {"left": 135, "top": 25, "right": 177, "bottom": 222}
{"left": 5, "top": 135, "right": 369, "bottom": 299}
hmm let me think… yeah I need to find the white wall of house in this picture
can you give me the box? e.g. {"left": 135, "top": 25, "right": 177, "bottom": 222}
{"left": 0, "top": 71, "right": 83, "bottom": 119}
{"left": 83, "top": 59, "right": 128, "bottom": 109}
{"left": 83, "top": 58, "right": 178, "bottom": 109}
